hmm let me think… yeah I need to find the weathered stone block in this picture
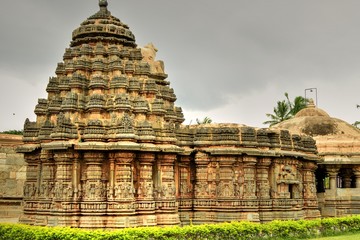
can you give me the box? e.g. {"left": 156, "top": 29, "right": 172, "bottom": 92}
{"left": 16, "top": 166, "right": 27, "bottom": 180}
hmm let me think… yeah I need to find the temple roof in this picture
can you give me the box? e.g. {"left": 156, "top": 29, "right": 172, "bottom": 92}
{"left": 272, "top": 99, "right": 360, "bottom": 137}
{"left": 21, "top": 0, "right": 184, "bottom": 147}
{"left": 272, "top": 100, "right": 360, "bottom": 161}
{"left": 294, "top": 99, "right": 330, "bottom": 118}
{"left": 71, "top": 0, "right": 136, "bottom": 47}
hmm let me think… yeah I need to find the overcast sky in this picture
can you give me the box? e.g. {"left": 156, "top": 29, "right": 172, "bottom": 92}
{"left": 1, "top": 0, "right": 360, "bottom": 131}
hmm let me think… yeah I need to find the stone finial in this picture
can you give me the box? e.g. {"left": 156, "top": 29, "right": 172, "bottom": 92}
{"left": 99, "top": 0, "right": 108, "bottom": 9}
{"left": 307, "top": 98, "right": 315, "bottom": 108}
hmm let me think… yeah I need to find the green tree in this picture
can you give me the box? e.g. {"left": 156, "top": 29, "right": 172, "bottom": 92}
{"left": 264, "top": 93, "right": 308, "bottom": 127}
{"left": 1, "top": 130, "right": 23, "bottom": 135}
{"left": 285, "top": 93, "right": 308, "bottom": 116}
{"left": 196, "top": 117, "right": 212, "bottom": 125}
{"left": 263, "top": 100, "right": 292, "bottom": 126}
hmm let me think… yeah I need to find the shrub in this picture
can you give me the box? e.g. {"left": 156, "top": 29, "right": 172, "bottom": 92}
{"left": 1, "top": 216, "right": 360, "bottom": 240}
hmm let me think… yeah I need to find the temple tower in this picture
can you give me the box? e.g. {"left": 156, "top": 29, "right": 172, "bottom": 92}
{"left": 18, "top": 1, "right": 183, "bottom": 228}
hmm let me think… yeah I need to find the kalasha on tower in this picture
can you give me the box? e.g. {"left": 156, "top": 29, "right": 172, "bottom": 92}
{"left": 18, "top": 0, "right": 321, "bottom": 228}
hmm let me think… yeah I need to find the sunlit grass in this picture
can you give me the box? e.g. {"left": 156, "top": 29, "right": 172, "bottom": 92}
{"left": 308, "top": 232, "right": 360, "bottom": 240}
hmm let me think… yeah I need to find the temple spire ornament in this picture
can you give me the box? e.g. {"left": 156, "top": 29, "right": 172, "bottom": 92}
{"left": 99, "top": 0, "right": 108, "bottom": 9}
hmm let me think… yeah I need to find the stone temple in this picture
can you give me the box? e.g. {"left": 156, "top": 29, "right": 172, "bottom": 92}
{"left": 17, "top": 1, "right": 321, "bottom": 228}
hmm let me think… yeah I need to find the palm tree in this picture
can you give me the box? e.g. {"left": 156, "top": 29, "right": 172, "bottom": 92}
{"left": 196, "top": 117, "right": 212, "bottom": 125}
{"left": 263, "top": 100, "right": 292, "bottom": 126}
{"left": 264, "top": 93, "right": 308, "bottom": 127}
{"left": 285, "top": 92, "right": 308, "bottom": 116}
{"left": 353, "top": 121, "right": 360, "bottom": 129}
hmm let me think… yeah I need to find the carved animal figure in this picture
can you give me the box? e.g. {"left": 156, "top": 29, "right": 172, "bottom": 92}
{"left": 140, "top": 43, "right": 165, "bottom": 74}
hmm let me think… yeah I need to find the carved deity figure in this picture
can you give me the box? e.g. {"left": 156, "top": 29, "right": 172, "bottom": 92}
{"left": 140, "top": 43, "right": 165, "bottom": 74}
{"left": 279, "top": 165, "right": 296, "bottom": 181}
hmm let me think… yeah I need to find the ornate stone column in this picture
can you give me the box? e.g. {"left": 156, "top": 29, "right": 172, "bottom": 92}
{"left": 326, "top": 165, "right": 340, "bottom": 190}
{"left": 154, "top": 153, "right": 179, "bottom": 226}
{"left": 114, "top": 152, "right": 135, "bottom": 201}
{"left": 107, "top": 152, "right": 136, "bottom": 227}
{"left": 354, "top": 166, "right": 360, "bottom": 188}
{"left": 256, "top": 157, "right": 272, "bottom": 222}
{"left": 193, "top": 152, "right": 211, "bottom": 224}
{"left": 177, "top": 155, "right": 194, "bottom": 224}
{"left": 243, "top": 156, "right": 257, "bottom": 199}
{"left": 37, "top": 150, "right": 55, "bottom": 213}
{"left": 20, "top": 151, "right": 41, "bottom": 224}
{"left": 342, "top": 169, "right": 353, "bottom": 188}
{"left": 256, "top": 158, "right": 271, "bottom": 200}
{"left": 53, "top": 151, "right": 74, "bottom": 203}
{"left": 302, "top": 161, "right": 320, "bottom": 219}
{"left": 136, "top": 152, "right": 156, "bottom": 226}
{"left": 213, "top": 155, "right": 238, "bottom": 222}
{"left": 81, "top": 151, "right": 106, "bottom": 210}
{"left": 51, "top": 150, "right": 80, "bottom": 226}
{"left": 216, "top": 156, "right": 236, "bottom": 200}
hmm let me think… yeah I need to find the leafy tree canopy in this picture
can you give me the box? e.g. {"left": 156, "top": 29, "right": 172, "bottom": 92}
{"left": 196, "top": 117, "right": 212, "bottom": 125}
{"left": 263, "top": 93, "right": 308, "bottom": 127}
{"left": 1, "top": 130, "right": 23, "bottom": 135}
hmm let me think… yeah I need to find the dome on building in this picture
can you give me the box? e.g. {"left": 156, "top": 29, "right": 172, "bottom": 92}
{"left": 273, "top": 99, "right": 360, "bottom": 137}
{"left": 273, "top": 99, "right": 360, "bottom": 161}
{"left": 294, "top": 99, "right": 330, "bottom": 118}
{"left": 71, "top": 0, "right": 136, "bottom": 47}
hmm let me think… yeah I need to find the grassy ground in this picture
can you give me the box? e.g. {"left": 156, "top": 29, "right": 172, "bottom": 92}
{"left": 308, "top": 232, "right": 360, "bottom": 240}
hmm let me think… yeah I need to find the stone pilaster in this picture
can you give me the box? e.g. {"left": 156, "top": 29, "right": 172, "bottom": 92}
{"left": 194, "top": 152, "right": 210, "bottom": 199}
{"left": 243, "top": 156, "right": 257, "bottom": 199}
{"left": 215, "top": 156, "right": 236, "bottom": 199}
{"left": 114, "top": 152, "right": 135, "bottom": 201}
{"left": 49, "top": 150, "right": 81, "bottom": 227}
{"left": 82, "top": 152, "right": 106, "bottom": 202}
{"left": 256, "top": 157, "right": 272, "bottom": 222}
{"left": 326, "top": 165, "right": 340, "bottom": 190}
{"left": 136, "top": 152, "right": 156, "bottom": 226}
{"left": 302, "top": 161, "right": 320, "bottom": 219}
{"left": 354, "top": 166, "right": 360, "bottom": 188}
{"left": 154, "top": 153, "right": 179, "bottom": 225}
{"left": 53, "top": 151, "right": 75, "bottom": 202}
{"left": 37, "top": 150, "right": 54, "bottom": 216}
{"left": 177, "top": 155, "right": 194, "bottom": 224}
{"left": 106, "top": 152, "right": 136, "bottom": 227}
{"left": 193, "top": 152, "right": 212, "bottom": 224}
{"left": 20, "top": 151, "right": 41, "bottom": 224}
{"left": 256, "top": 158, "right": 271, "bottom": 200}
{"left": 78, "top": 151, "right": 107, "bottom": 228}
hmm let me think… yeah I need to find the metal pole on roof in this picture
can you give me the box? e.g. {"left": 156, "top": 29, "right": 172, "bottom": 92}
{"left": 305, "top": 88, "right": 318, "bottom": 106}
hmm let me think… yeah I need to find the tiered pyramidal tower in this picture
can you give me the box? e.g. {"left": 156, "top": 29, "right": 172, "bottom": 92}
{"left": 19, "top": 1, "right": 184, "bottom": 227}
{"left": 18, "top": 1, "right": 321, "bottom": 228}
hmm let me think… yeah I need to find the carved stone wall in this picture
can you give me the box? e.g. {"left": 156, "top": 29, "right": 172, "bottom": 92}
{"left": 177, "top": 125, "right": 320, "bottom": 224}
{"left": 0, "top": 134, "right": 25, "bottom": 223}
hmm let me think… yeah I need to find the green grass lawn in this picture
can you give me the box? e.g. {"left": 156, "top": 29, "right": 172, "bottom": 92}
{"left": 308, "top": 232, "right": 360, "bottom": 240}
